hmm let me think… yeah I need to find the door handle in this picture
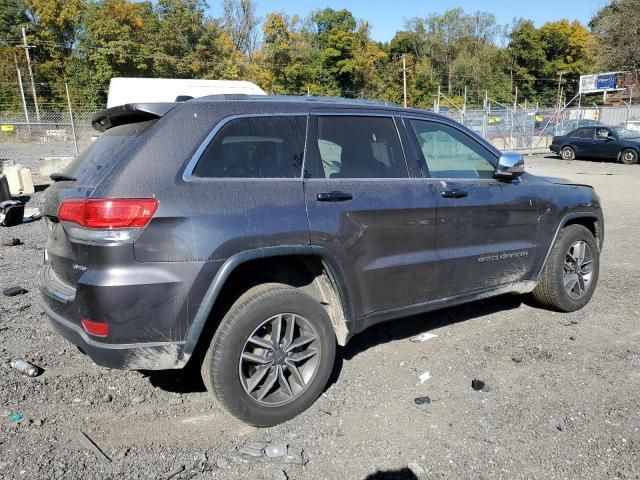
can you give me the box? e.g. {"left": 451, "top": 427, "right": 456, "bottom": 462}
{"left": 441, "top": 189, "right": 468, "bottom": 198}
{"left": 316, "top": 191, "right": 353, "bottom": 202}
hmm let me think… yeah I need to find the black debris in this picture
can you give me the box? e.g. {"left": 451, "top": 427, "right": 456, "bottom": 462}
{"left": 3, "top": 238, "right": 22, "bottom": 246}
{"left": 471, "top": 379, "right": 486, "bottom": 391}
{"left": 3, "top": 286, "right": 28, "bottom": 297}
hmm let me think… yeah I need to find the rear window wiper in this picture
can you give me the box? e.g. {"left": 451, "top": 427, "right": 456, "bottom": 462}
{"left": 50, "top": 172, "right": 76, "bottom": 182}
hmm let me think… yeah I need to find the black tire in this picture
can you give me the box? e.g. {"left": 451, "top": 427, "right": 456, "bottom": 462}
{"left": 620, "top": 148, "right": 638, "bottom": 165}
{"left": 201, "top": 283, "right": 336, "bottom": 427}
{"left": 532, "top": 224, "right": 599, "bottom": 312}
{"left": 560, "top": 146, "right": 576, "bottom": 160}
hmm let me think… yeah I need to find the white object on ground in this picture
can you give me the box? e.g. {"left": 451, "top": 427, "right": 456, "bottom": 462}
{"left": 418, "top": 371, "right": 432, "bottom": 384}
{"left": 411, "top": 333, "right": 438, "bottom": 343}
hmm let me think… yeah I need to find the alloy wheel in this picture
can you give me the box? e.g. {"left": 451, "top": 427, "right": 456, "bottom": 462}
{"left": 238, "top": 313, "right": 320, "bottom": 406}
{"left": 563, "top": 240, "right": 594, "bottom": 299}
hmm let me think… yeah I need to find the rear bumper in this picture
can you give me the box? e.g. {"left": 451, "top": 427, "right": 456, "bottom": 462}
{"left": 550, "top": 144, "right": 560, "bottom": 153}
{"left": 42, "top": 301, "right": 189, "bottom": 370}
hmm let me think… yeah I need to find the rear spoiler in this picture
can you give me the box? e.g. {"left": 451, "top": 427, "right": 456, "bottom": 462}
{"left": 91, "top": 103, "right": 176, "bottom": 132}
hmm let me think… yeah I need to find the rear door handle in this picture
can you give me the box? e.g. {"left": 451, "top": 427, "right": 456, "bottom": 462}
{"left": 316, "top": 191, "right": 353, "bottom": 202}
{"left": 441, "top": 189, "right": 468, "bottom": 199}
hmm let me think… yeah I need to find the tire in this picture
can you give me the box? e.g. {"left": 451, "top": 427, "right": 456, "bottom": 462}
{"left": 201, "top": 283, "right": 336, "bottom": 426}
{"left": 620, "top": 148, "right": 638, "bottom": 165}
{"left": 560, "top": 146, "right": 576, "bottom": 160}
{"left": 532, "top": 224, "right": 600, "bottom": 312}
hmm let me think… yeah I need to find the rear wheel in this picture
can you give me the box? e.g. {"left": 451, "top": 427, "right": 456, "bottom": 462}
{"left": 201, "top": 283, "right": 336, "bottom": 426}
{"left": 620, "top": 148, "right": 638, "bottom": 165}
{"left": 561, "top": 146, "right": 576, "bottom": 160}
{"left": 532, "top": 225, "right": 599, "bottom": 312}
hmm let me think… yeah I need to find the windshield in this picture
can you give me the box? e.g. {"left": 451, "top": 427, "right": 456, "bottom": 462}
{"left": 613, "top": 127, "right": 640, "bottom": 139}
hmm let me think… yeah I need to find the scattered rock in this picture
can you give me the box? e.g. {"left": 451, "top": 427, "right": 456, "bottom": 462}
{"left": 2, "top": 286, "right": 28, "bottom": 297}
{"left": 216, "top": 458, "right": 229, "bottom": 469}
{"left": 102, "top": 394, "right": 113, "bottom": 403}
{"left": 236, "top": 442, "right": 305, "bottom": 465}
{"left": 33, "top": 419, "right": 43, "bottom": 427}
{"left": 511, "top": 355, "right": 523, "bottom": 363}
{"left": 132, "top": 396, "right": 145, "bottom": 404}
{"left": 410, "top": 333, "right": 438, "bottom": 343}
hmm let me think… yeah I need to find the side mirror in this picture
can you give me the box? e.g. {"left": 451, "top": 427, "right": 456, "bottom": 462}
{"left": 494, "top": 152, "right": 525, "bottom": 180}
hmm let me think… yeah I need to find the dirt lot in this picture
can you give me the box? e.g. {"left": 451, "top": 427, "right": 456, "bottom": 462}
{"left": 1, "top": 154, "right": 639, "bottom": 480}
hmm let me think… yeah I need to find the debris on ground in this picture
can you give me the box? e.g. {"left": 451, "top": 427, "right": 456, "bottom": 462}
{"left": 0, "top": 200, "right": 24, "bottom": 227}
{"left": 471, "top": 379, "right": 487, "bottom": 391}
{"left": 163, "top": 465, "right": 185, "bottom": 480}
{"left": 10, "top": 358, "right": 40, "bottom": 377}
{"left": 22, "top": 207, "right": 42, "bottom": 223}
{"left": 413, "top": 396, "right": 431, "bottom": 411}
{"left": 9, "top": 412, "right": 23, "bottom": 421}
{"left": 418, "top": 371, "right": 431, "bottom": 384}
{"left": 2, "top": 286, "right": 28, "bottom": 297}
{"left": 3, "top": 238, "right": 22, "bottom": 246}
{"left": 77, "top": 431, "right": 111, "bottom": 463}
{"left": 236, "top": 442, "right": 305, "bottom": 465}
{"left": 410, "top": 333, "right": 438, "bottom": 343}
{"left": 408, "top": 461, "right": 426, "bottom": 478}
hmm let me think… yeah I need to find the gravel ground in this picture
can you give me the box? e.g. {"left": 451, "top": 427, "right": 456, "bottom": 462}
{"left": 1, "top": 154, "right": 639, "bottom": 480}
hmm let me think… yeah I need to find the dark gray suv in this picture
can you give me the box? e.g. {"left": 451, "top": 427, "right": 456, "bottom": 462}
{"left": 40, "top": 96, "right": 603, "bottom": 426}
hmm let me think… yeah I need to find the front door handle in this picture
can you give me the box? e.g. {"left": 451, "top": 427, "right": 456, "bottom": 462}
{"left": 317, "top": 191, "right": 353, "bottom": 202}
{"left": 441, "top": 189, "right": 468, "bottom": 199}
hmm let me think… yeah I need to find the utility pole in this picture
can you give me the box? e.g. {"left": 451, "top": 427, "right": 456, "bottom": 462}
{"left": 14, "top": 54, "right": 30, "bottom": 124}
{"left": 402, "top": 54, "right": 407, "bottom": 108}
{"left": 556, "top": 71, "right": 564, "bottom": 111}
{"left": 22, "top": 26, "right": 40, "bottom": 121}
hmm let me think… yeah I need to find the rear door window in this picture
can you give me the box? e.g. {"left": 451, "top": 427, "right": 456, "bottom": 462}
{"left": 63, "top": 120, "right": 157, "bottom": 184}
{"left": 575, "top": 128, "right": 594, "bottom": 139}
{"left": 192, "top": 116, "right": 306, "bottom": 178}
{"left": 313, "top": 116, "right": 407, "bottom": 178}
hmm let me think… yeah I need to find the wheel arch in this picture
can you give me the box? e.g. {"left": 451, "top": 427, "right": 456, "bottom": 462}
{"left": 183, "top": 246, "right": 353, "bottom": 360}
{"left": 536, "top": 212, "right": 603, "bottom": 282}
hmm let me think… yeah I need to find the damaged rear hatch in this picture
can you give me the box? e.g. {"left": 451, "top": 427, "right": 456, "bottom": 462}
{"left": 41, "top": 103, "right": 175, "bottom": 289}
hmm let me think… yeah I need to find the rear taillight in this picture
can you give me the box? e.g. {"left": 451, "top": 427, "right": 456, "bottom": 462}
{"left": 58, "top": 198, "right": 158, "bottom": 242}
{"left": 58, "top": 198, "right": 158, "bottom": 228}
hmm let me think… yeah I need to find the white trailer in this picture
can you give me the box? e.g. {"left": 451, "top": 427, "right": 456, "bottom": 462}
{"left": 106, "top": 78, "right": 266, "bottom": 108}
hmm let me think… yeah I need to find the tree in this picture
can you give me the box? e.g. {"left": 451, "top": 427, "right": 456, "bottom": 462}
{"left": 221, "top": 0, "right": 259, "bottom": 58}
{"left": 591, "top": 0, "right": 640, "bottom": 70}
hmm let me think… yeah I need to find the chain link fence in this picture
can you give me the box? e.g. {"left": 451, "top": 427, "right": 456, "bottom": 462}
{"left": 3, "top": 104, "right": 640, "bottom": 179}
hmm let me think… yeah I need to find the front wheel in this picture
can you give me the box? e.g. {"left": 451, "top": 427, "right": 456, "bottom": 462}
{"left": 561, "top": 146, "right": 576, "bottom": 160}
{"left": 620, "top": 148, "right": 638, "bottom": 165}
{"left": 532, "top": 225, "right": 600, "bottom": 312}
{"left": 201, "top": 283, "right": 336, "bottom": 426}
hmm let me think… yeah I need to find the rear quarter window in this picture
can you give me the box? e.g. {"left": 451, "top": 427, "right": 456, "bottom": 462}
{"left": 192, "top": 116, "right": 307, "bottom": 179}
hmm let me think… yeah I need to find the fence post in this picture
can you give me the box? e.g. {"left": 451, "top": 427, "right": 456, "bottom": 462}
{"left": 65, "top": 82, "right": 79, "bottom": 156}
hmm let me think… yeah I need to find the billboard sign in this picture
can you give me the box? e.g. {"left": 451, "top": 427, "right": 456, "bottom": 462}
{"left": 580, "top": 74, "right": 598, "bottom": 93}
{"left": 580, "top": 71, "right": 635, "bottom": 93}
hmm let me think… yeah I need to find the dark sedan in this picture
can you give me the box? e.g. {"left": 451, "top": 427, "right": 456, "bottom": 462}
{"left": 550, "top": 126, "right": 640, "bottom": 164}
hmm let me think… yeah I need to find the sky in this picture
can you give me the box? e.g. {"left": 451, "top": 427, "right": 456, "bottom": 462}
{"left": 208, "top": 0, "right": 609, "bottom": 42}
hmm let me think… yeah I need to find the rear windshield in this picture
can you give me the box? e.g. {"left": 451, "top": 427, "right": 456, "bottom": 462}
{"left": 63, "top": 120, "right": 157, "bottom": 184}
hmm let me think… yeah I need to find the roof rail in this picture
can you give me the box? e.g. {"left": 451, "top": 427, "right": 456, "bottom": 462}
{"left": 193, "top": 94, "right": 400, "bottom": 107}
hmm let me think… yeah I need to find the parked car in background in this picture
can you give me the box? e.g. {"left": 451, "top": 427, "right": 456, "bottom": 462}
{"left": 41, "top": 96, "right": 604, "bottom": 426}
{"left": 554, "top": 119, "right": 603, "bottom": 136}
{"left": 551, "top": 125, "right": 640, "bottom": 164}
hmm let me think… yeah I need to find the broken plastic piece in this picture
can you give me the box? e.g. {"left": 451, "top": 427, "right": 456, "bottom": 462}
{"left": 9, "top": 412, "right": 23, "bottom": 421}
{"left": 418, "top": 371, "right": 431, "bottom": 384}
{"left": 410, "top": 333, "right": 438, "bottom": 343}
{"left": 10, "top": 359, "right": 40, "bottom": 377}
{"left": 413, "top": 396, "right": 431, "bottom": 411}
